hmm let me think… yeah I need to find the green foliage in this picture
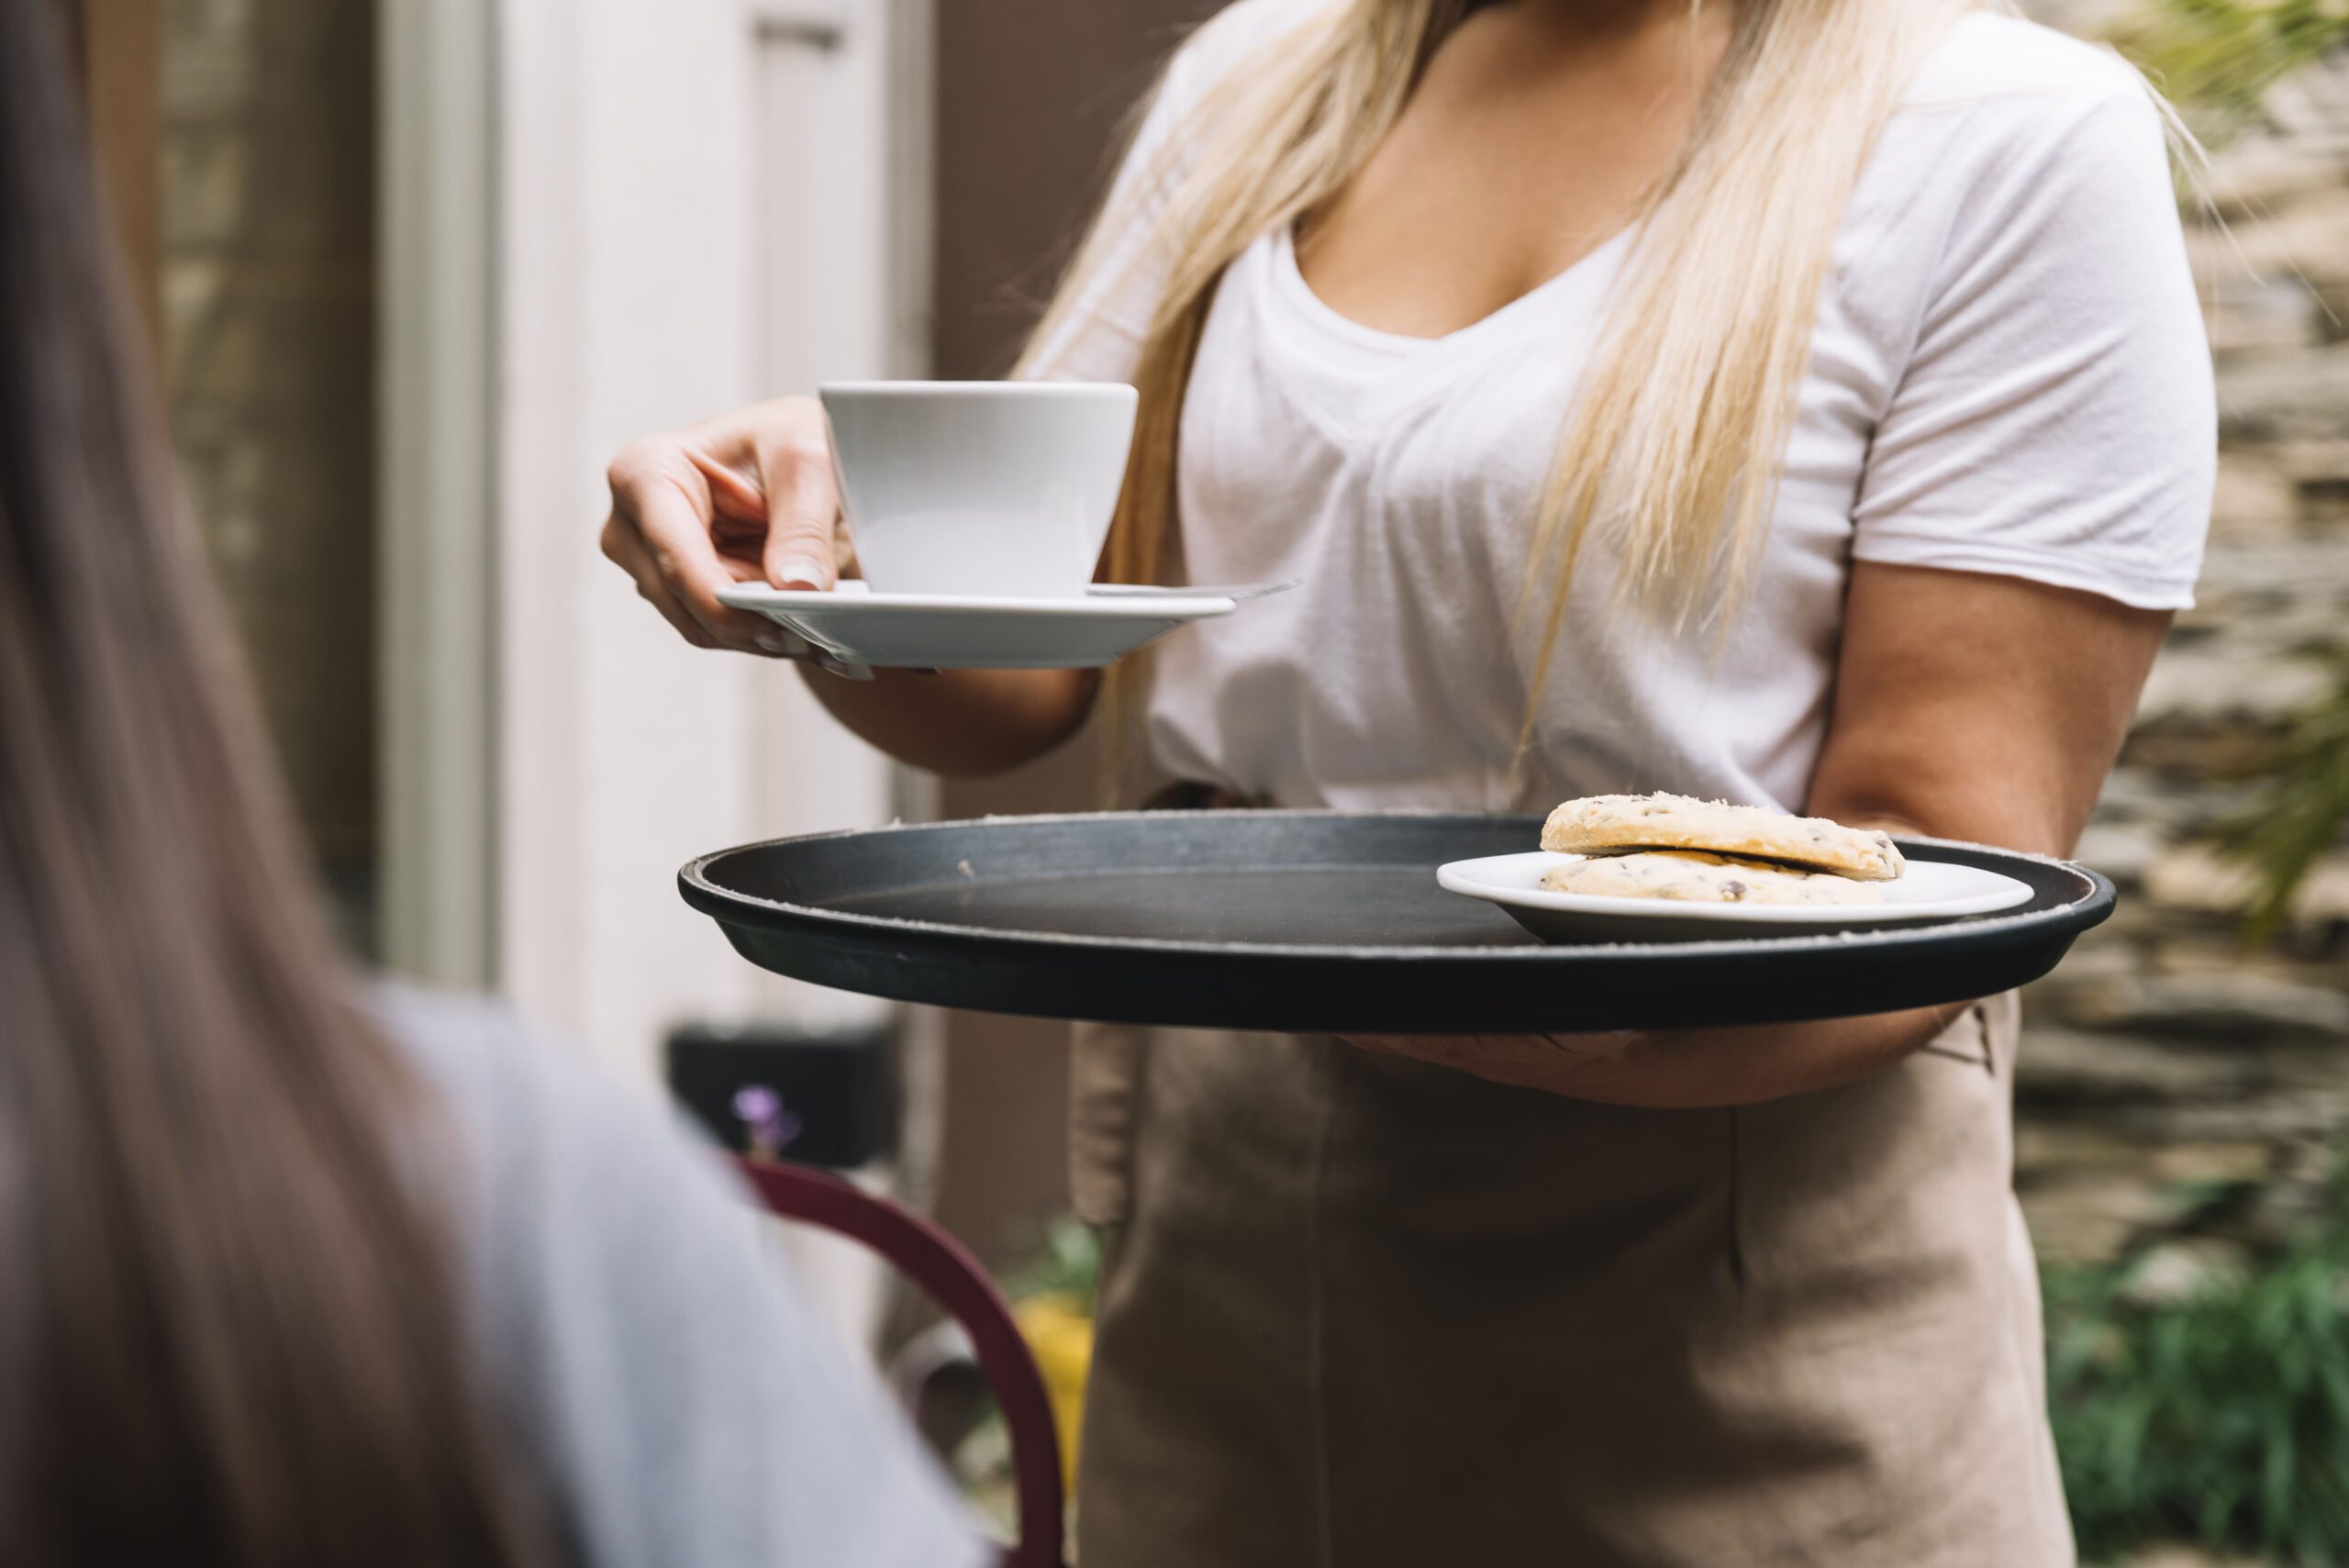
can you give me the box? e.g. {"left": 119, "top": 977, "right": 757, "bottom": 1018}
{"left": 2223, "top": 673, "right": 2349, "bottom": 941}
{"left": 2115, "top": 0, "right": 2349, "bottom": 937}
{"left": 2046, "top": 1175, "right": 2349, "bottom": 1562}
{"left": 2116, "top": 0, "right": 2349, "bottom": 135}
{"left": 1002, "top": 1214, "right": 1102, "bottom": 1306}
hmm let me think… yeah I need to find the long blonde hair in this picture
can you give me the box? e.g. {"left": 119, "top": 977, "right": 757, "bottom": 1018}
{"left": 1021, "top": 0, "right": 1986, "bottom": 770}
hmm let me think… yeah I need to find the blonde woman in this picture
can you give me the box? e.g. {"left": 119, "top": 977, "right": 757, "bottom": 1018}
{"left": 605, "top": 0, "right": 2214, "bottom": 1560}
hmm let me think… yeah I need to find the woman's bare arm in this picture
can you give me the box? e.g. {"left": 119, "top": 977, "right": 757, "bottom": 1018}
{"left": 797, "top": 665, "right": 1098, "bottom": 777}
{"left": 1347, "top": 562, "right": 2171, "bottom": 1106}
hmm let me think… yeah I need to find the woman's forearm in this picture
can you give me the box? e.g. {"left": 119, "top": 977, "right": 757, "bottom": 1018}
{"left": 798, "top": 664, "right": 1098, "bottom": 777}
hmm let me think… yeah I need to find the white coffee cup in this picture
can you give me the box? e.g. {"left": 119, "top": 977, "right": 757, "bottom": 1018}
{"left": 818, "top": 381, "right": 1139, "bottom": 598}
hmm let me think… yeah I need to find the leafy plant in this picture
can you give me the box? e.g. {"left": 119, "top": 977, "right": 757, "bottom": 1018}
{"left": 2117, "top": 0, "right": 2349, "bottom": 938}
{"left": 2223, "top": 673, "right": 2349, "bottom": 940}
{"left": 2115, "top": 0, "right": 2349, "bottom": 135}
{"left": 2046, "top": 1172, "right": 2349, "bottom": 1563}
{"left": 1002, "top": 1215, "right": 1102, "bottom": 1308}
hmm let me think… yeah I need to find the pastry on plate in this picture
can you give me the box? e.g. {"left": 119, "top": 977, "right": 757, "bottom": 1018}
{"left": 1541, "top": 850, "right": 1888, "bottom": 906}
{"left": 1540, "top": 792, "right": 1904, "bottom": 882}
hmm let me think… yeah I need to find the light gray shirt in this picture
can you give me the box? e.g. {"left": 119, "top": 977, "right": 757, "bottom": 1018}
{"left": 379, "top": 984, "right": 988, "bottom": 1568}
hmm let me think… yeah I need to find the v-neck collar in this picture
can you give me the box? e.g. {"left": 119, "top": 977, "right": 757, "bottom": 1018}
{"left": 1277, "top": 220, "right": 1635, "bottom": 351}
{"left": 1254, "top": 222, "right": 1635, "bottom": 440}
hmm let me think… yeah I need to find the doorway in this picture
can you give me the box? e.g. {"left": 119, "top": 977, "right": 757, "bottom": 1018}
{"left": 55, "top": 0, "right": 383, "bottom": 954}
{"left": 928, "top": 0, "right": 1223, "bottom": 1270}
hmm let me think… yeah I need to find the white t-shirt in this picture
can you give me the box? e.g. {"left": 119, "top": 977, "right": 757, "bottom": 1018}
{"left": 1030, "top": 1, "right": 2216, "bottom": 813}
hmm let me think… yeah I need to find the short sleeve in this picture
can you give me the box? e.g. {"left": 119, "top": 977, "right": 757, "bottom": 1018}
{"left": 1023, "top": 0, "right": 1321, "bottom": 384}
{"left": 1850, "top": 89, "right": 2215, "bottom": 610}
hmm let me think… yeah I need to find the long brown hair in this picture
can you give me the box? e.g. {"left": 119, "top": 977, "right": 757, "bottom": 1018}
{"left": 0, "top": 2, "right": 547, "bottom": 1562}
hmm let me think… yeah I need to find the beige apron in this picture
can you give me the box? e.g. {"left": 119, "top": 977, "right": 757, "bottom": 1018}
{"left": 1067, "top": 806, "right": 2070, "bottom": 1566}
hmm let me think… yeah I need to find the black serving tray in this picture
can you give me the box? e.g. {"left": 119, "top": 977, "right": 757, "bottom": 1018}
{"left": 679, "top": 811, "right": 2113, "bottom": 1034}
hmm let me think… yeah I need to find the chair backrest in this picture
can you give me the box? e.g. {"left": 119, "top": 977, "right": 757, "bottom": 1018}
{"left": 731, "top": 1157, "right": 1065, "bottom": 1568}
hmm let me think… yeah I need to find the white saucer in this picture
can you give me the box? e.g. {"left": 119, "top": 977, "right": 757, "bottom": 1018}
{"left": 717, "top": 581, "right": 1243, "bottom": 669}
{"left": 1437, "top": 851, "right": 2035, "bottom": 943}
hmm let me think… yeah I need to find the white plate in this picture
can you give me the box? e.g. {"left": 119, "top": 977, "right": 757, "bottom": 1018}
{"left": 717, "top": 581, "right": 1241, "bottom": 669}
{"left": 1437, "top": 851, "right": 2036, "bottom": 942}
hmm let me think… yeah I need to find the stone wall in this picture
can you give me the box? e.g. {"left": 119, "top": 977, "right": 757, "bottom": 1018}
{"left": 2012, "top": 19, "right": 2349, "bottom": 1272}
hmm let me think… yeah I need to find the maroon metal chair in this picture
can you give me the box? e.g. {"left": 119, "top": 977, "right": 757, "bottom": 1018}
{"left": 731, "top": 1156, "right": 1065, "bottom": 1568}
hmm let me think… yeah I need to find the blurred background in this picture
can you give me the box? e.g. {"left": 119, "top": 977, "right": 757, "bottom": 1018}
{"left": 46, "top": 0, "right": 2349, "bottom": 1559}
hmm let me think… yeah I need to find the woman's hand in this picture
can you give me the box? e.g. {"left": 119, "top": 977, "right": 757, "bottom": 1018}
{"left": 1347, "top": 562, "right": 2173, "bottom": 1106}
{"left": 599, "top": 397, "right": 1101, "bottom": 773}
{"left": 600, "top": 397, "right": 852, "bottom": 659}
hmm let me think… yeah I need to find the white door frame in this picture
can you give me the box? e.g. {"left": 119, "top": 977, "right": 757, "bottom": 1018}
{"left": 377, "top": 0, "right": 499, "bottom": 988}
{"left": 378, "top": 0, "right": 936, "bottom": 1043}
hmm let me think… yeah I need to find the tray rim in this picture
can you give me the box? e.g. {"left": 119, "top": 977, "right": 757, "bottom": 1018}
{"left": 677, "top": 808, "right": 2116, "bottom": 962}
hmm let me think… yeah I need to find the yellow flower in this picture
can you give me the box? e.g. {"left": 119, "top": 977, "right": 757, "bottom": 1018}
{"left": 1014, "top": 1293, "right": 1094, "bottom": 1492}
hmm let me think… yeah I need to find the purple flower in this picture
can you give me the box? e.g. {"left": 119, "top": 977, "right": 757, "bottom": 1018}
{"left": 732, "top": 1084, "right": 802, "bottom": 1159}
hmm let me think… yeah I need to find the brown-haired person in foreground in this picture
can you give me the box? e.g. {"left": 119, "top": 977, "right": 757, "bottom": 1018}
{"left": 0, "top": 4, "right": 986, "bottom": 1565}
